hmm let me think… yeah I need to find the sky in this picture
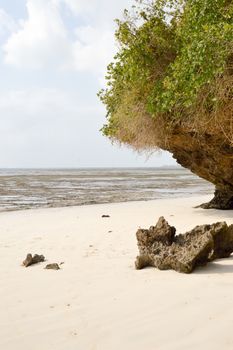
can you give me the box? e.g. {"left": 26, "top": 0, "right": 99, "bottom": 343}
{"left": 0, "top": 0, "right": 176, "bottom": 168}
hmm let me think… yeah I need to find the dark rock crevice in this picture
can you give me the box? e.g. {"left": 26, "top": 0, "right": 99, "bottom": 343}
{"left": 162, "top": 128, "right": 233, "bottom": 209}
{"left": 198, "top": 188, "right": 233, "bottom": 210}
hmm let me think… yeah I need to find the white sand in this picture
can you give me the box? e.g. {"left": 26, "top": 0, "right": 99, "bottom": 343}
{"left": 1, "top": 195, "right": 233, "bottom": 350}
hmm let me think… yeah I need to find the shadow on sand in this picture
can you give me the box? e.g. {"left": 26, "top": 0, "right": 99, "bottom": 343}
{"left": 192, "top": 207, "right": 233, "bottom": 274}
{"left": 194, "top": 207, "right": 233, "bottom": 221}
{"left": 195, "top": 256, "right": 233, "bottom": 275}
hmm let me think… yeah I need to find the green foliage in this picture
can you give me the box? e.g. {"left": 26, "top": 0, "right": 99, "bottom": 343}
{"left": 99, "top": 0, "right": 233, "bottom": 142}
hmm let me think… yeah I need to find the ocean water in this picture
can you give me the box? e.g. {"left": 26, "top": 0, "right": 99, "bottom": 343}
{"left": 0, "top": 168, "right": 214, "bottom": 212}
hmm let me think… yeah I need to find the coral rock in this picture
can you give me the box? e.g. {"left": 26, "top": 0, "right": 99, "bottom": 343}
{"left": 23, "top": 253, "right": 45, "bottom": 267}
{"left": 135, "top": 217, "right": 233, "bottom": 273}
{"left": 136, "top": 216, "right": 176, "bottom": 246}
{"left": 45, "top": 263, "right": 60, "bottom": 270}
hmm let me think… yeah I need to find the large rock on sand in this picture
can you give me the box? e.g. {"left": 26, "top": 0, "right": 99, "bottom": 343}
{"left": 135, "top": 217, "right": 233, "bottom": 273}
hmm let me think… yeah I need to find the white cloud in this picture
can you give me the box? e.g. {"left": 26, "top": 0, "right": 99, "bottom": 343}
{"left": 62, "top": 0, "right": 133, "bottom": 20}
{"left": 3, "top": 0, "right": 71, "bottom": 69}
{"left": 62, "top": 0, "right": 134, "bottom": 21}
{"left": 70, "top": 25, "right": 115, "bottom": 74}
{"left": 0, "top": 88, "right": 79, "bottom": 123}
{"left": 0, "top": 87, "right": 104, "bottom": 167}
{"left": 0, "top": 1, "right": 177, "bottom": 168}
{"left": 2, "top": 0, "right": 133, "bottom": 75}
{"left": 0, "top": 87, "right": 175, "bottom": 167}
{"left": 61, "top": 0, "right": 93, "bottom": 15}
{"left": 0, "top": 8, "right": 18, "bottom": 39}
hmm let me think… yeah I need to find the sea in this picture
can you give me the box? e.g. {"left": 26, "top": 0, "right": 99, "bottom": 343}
{"left": 0, "top": 167, "right": 214, "bottom": 212}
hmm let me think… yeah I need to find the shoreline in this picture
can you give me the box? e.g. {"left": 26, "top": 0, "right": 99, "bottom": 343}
{"left": 1, "top": 195, "right": 233, "bottom": 350}
{"left": 0, "top": 167, "right": 213, "bottom": 213}
{"left": 0, "top": 193, "right": 213, "bottom": 215}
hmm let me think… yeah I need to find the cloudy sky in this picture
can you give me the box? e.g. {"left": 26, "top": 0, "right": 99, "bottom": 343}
{"left": 0, "top": 0, "right": 176, "bottom": 168}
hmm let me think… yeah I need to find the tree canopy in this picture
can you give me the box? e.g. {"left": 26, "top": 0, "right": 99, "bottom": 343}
{"left": 99, "top": 0, "right": 233, "bottom": 150}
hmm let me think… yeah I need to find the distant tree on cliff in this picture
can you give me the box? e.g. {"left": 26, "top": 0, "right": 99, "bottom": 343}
{"left": 99, "top": 0, "right": 233, "bottom": 209}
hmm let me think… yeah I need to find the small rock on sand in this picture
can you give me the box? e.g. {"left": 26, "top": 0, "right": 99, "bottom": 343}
{"left": 22, "top": 253, "right": 45, "bottom": 267}
{"left": 45, "top": 263, "right": 60, "bottom": 270}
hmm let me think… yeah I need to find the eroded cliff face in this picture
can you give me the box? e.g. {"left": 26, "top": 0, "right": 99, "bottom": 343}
{"left": 163, "top": 128, "right": 233, "bottom": 209}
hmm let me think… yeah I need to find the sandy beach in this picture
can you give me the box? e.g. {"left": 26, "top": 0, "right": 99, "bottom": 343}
{"left": 1, "top": 195, "right": 233, "bottom": 350}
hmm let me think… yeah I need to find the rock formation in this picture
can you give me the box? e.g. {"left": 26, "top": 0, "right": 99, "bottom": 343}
{"left": 98, "top": 0, "right": 233, "bottom": 209}
{"left": 135, "top": 217, "right": 233, "bottom": 273}
{"left": 163, "top": 127, "right": 233, "bottom": 209}
{"left": 22, "top": 253, "right": 45, "bottom": 267}
{"left": 45, "top": 263, "right": 60, "bottom": 270}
